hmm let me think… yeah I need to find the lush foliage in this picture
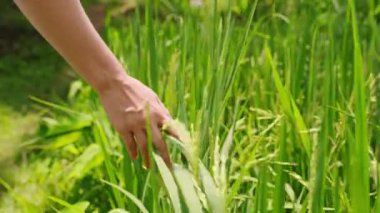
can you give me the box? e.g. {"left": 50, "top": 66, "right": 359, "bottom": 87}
{"left": 1, "top": 0, "right": 380, "bottom": 212}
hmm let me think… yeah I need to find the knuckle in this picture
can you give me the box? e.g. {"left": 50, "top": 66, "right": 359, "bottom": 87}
{"left": 115, "top": 123, "right": 129, "bottom": 134}
{"left": 125, "top": 109, "right": 146, "bottom": 129}
{"left": 137, "top": 109, "right": 146, "bottom": 122}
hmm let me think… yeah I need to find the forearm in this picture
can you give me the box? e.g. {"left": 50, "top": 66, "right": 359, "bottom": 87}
{"left": 14, "top": 0, "right": 125, "bottom": 92}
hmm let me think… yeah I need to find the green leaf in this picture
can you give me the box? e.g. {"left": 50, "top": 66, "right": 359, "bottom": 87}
{"left": 173, "top": 166, "right": 203, "bottom": 213}
{"left": 220, "top": 125, "right": 235, "bottom": 162}
{"left": 374, "top": 4, "right": 380, "bottom": 15}
{"left": 48, "top": 196, "right": 89, "bottom": 213}
{"left": 265, "top": 47, "right": 311, "bottom": 156}
{"left": 30, "top": 96, "right": 83, "bottom": 116}
{"left": 101, "top": 179, "right": 149, "bottom": 213}
{"left": 41, "top": 132, "right": 81, "bottom": 150}
{"left": 199, "top": 163, "right": 224, "bottom": 213}
{"left": 153, "top": 154, "right": 181, "bottom": 213}
{"left": 348, "top": 0, "right": 370, "bottom": 212}
{"left": 108, "top": 209, "right": 130, "bottom": 213}
{"left": 67, "top": 144, "right": 104, "bottom": 180}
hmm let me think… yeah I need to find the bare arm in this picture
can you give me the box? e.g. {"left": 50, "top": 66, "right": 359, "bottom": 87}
{"left": 14, "top": 0, "right": 173, "bottom": 168}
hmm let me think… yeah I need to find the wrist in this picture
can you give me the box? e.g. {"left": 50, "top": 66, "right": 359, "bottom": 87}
{"left": 93, "top": 69, "right": 133, "bottom": 95}
{"left": 91, "top": 65, "right": 130, "bottom": 94}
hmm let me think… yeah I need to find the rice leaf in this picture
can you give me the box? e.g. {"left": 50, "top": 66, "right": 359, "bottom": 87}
{"left": 101, "top": 179, "right": 149, "bottom": 213}
{"left": 173, "top": 165, "right": 203, "bottom": 213}
{"left": 108, "top": 209, "right": 130, "bottom": 213}
{"left": 48, "top": 196, "right": 89, "bottom": 213}
{"left": 265, "top": 47, "right": 311, "bottom": 156}
{"left": 199, "top": 163, "right": 225, "bottom": 213}
{"left": 348, "top": 0, "right": 370, "bottom": 212}
{"left": 153, "top": 154, "right": 182, "bottom": 213}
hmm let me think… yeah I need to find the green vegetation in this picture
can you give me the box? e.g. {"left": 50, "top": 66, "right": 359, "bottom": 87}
{"left": 1, "top": 0, "right": 380, "bottom": 212}
{"left": 0, "top": 21, "right": 69, "bottom": 108}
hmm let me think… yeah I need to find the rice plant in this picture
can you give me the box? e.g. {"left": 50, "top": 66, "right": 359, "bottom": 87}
{"left": 0, "top": 0, "right": 379, "bottom": 212}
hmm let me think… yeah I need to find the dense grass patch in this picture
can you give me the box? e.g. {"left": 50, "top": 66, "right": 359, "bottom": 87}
{"left": 1, "top": 0, "right": 379, "bottom": 212}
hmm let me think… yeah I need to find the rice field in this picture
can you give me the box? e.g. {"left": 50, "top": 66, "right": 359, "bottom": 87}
{"left": 1, "top": 0, "right": 380, "bottom": 212}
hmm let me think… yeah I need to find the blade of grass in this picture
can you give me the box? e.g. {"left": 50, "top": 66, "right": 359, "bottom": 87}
{"left": 153, "top": 154, "right": 182, "bottom": 213}
{"left": 101, "top": 179, "right": 149, "bottom": 213}
{"left": 48, "top": 196, "right": 89, "bottom": 213}
{"left": 93, "top": 121, "right": 125, "bottom": 209}
{"left": 145, "top": 0, "right": 158, "bottom": 90}
{"left": 173, "top": 166, "right": 203, "bottom": 213}
{"left": 273, "top": 120, "right": 287, "bottom": 213}
{"left": 309, "top": 25, "right": 336, "bottom": 212}
{"left": 199, "top": 163, "right": 224, "bottom": 213}
{"left": 30, "top": 96, "right": 84, "bottom": 116}
{"left": 265, "top": 46, "right": 311, "bottom": 156}
{"left": 348, "top": 0, "right": 370, "bottom": 212}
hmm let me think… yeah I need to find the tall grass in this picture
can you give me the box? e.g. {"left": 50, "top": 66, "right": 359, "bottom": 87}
{"left": 348, "top": 0, "right": 370, "bottom": 212}
{"left": 1, "top": 0, "right": 379, "bottom": 212}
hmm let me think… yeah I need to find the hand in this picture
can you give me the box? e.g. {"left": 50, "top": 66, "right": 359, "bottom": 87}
{"left": 14, "top": 0, "right": 175, "bottom": 168}
{"left": 97, "top": 74, "right": 173, "bottom": 169}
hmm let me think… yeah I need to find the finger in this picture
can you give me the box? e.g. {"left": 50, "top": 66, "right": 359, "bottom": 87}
{"left": 134, "top": 130, "right": 150, "bottom": 169}
{"left": 152, "top": 124, "right": 172, "bottom": 169}
{"left": 121, "top": 132, "right": 138, "bottom": 160}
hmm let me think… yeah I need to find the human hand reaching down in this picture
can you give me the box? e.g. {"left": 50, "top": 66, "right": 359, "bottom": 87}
{"left": 98, "top": 75, "right": 174, "bottom": 169}
{"left": 14, "top": 0, "right": 176, "bottom": 169}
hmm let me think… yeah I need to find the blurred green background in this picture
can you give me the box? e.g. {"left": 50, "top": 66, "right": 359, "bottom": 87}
{"left": 1, "top": 0, "right": 379, "bottom": 212}
{"left": 0, "top": 1, "right": 106, "bottom": 158}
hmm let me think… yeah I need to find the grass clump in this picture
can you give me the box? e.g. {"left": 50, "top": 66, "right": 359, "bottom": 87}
{"left": 1, "top": 0, "right": 379, "bottom": 212}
